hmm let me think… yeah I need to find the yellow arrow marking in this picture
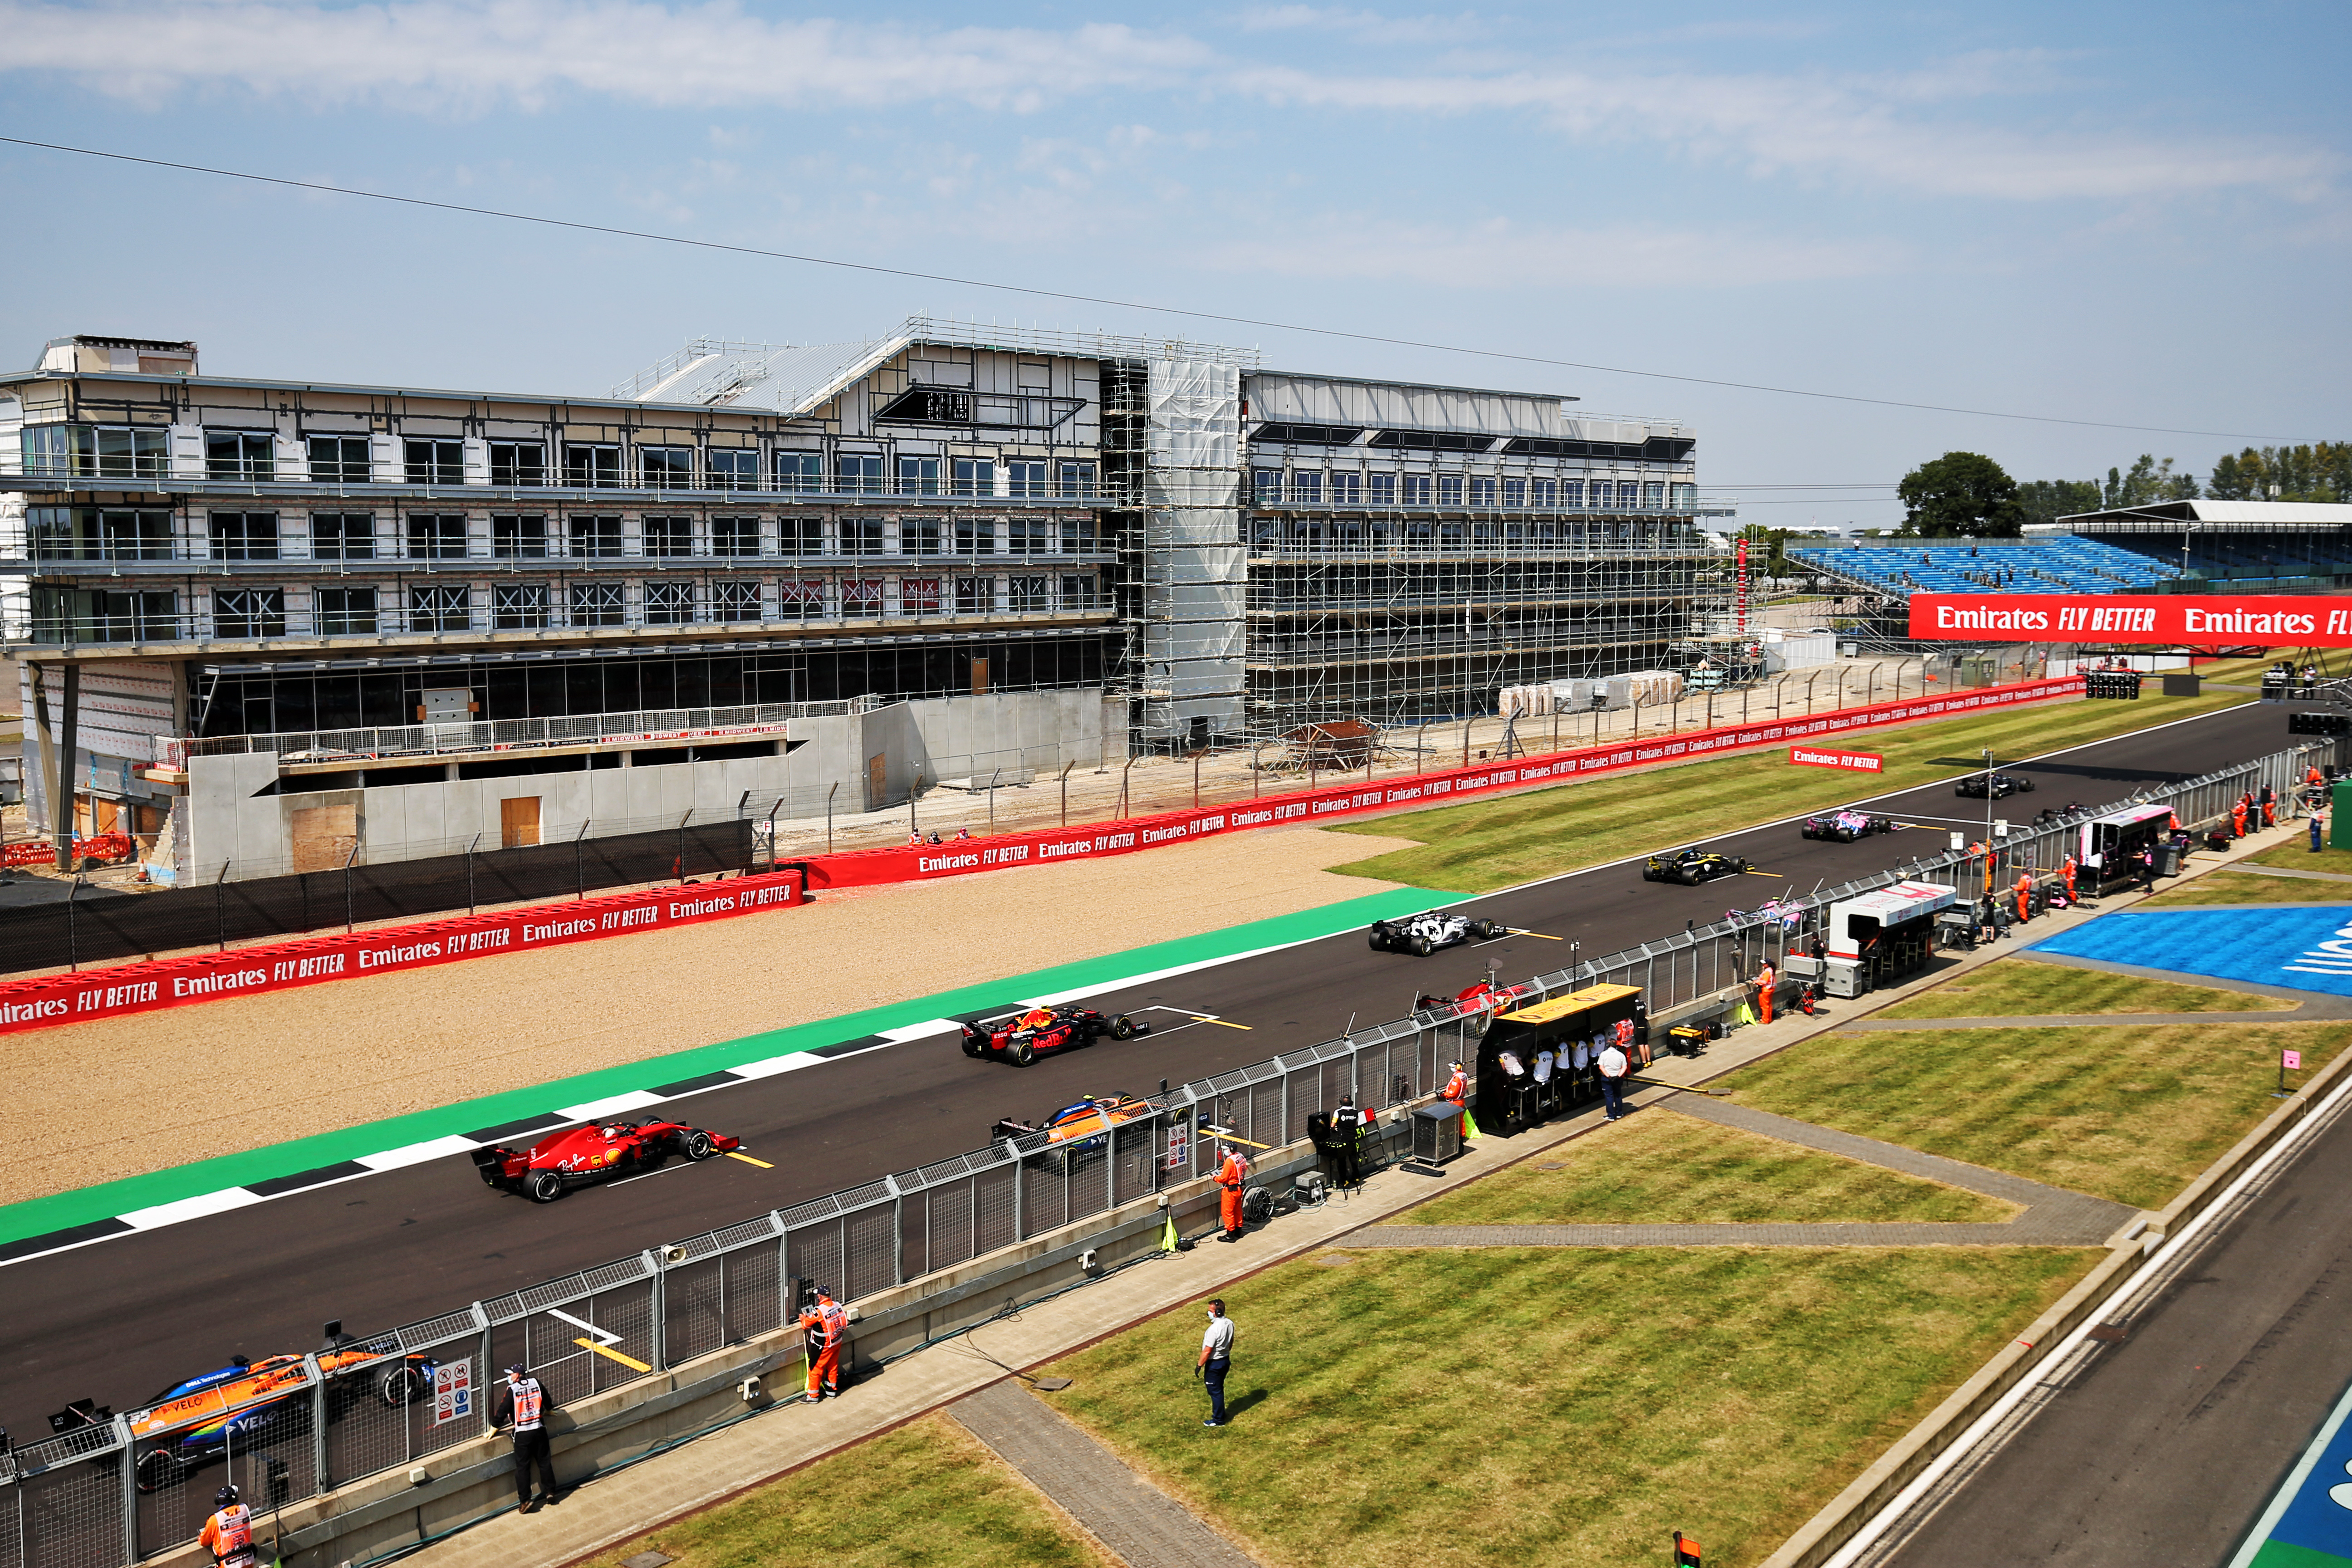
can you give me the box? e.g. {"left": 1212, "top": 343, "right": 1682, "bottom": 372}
{"left": 1164, "top": 1008, "right": 1252, "bottom": 1029}
{"left": 1508, "top": 929, "right": 1563, "bottom": 940}
{"left": 574, "top": 1338, "right": 652, "bottom": 1373}
{"left": 727, "top": 1152, "right": 775, "bottom": 1169}
{"left": 1199, "top": 1127, "right": 1275, "bottom": 1149}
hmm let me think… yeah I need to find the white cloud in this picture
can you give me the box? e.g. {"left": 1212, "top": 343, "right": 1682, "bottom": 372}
{"left": 1210, "top": 218, "right": 1912, "bottom": 289}
{"left": 1235, "top": 5, "right": 1486, "bottom": 46}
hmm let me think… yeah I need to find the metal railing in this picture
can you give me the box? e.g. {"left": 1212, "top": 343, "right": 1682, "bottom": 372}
{"left": 0, "top": 737, "right": 2328, "bottom": 1568}
{"left": 167, "top": 699, "right": 888, "bottom": 767}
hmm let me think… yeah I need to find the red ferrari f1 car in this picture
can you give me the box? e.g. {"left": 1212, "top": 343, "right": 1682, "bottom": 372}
{"left": 472, "top": 1117, "right": 741, "bottom": 1202}
{"left": 962, "top": 1004, "right": 1148, "bottom": 1067}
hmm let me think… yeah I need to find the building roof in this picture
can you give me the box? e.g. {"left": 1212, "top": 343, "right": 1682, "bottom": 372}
{"left": 2051, "top": 499, "right": 2352, "bottom": 532}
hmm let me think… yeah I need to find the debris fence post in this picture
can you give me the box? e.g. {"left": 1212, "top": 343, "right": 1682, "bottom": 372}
{"left": 826, "top": 783, "right": 838, "bottom": 853}
{"left": 677, "top": 811, "right": 691, "bottom": 883}
{"left": 343, "top": 841, "right": 360, "bottom": 934}
{"left": 216, "top": 859, "right": 231, "bottom": 951}
{"left": 575, "top": 819, "right": 592, "bottom": 901}
{"left": 465, "top": 833, "right": 480, "bottom": 916}
{"left": 1060, "top": 761, "right": 1074, "bottom": 827}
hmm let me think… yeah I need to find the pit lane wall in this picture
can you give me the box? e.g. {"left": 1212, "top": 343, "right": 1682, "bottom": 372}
{"left": 798, "top": 675, "right": 2085, "bottom": 892}
{"left": 0, "top": 869, "right": 805, "bottom": 1036}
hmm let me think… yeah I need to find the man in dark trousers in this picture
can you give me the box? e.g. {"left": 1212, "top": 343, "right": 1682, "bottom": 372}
{"left": 491, "top": 1363, "right": 558, "bottom": 1511}
{"left": 1196, "top": 1299, "right": 1236, "bottom": 1427}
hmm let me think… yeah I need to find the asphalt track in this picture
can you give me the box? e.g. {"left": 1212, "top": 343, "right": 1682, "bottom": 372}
{"left": 1880, "top": 1067, "right": 2352, "bottom": 1568}
{"left": 0, "top": 700, "right": 2297, "bottom": 1442}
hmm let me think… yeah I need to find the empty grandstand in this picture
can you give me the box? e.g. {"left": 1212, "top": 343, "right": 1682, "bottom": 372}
{"left": 2043, "top": 499, "right": 2352, "bottom": 589}
{"left": 1790, "top": 536, "right": 2182, "bottom": 599}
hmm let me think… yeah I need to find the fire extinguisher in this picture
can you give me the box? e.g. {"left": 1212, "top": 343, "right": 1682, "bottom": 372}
{"left": 1799, "top": 982, "right": 1817, "bottom": 1016}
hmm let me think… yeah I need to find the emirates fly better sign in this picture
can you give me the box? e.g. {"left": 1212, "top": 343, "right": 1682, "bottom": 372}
{"left": 1791, "top": 746, "right": 1885, "bottom": 773}
{"left": 1909, "top": 592, "right": 2352, "bottom": 645}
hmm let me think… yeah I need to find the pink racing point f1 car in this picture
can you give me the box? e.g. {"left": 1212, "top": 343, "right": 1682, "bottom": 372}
{"left": 471, "top": 1118, "right": 742, "bottom": 1202}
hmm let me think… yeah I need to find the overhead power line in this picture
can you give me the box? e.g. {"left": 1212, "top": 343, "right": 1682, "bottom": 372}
{"left": 0, "top": 134, "right": 2301, "bottom": 443}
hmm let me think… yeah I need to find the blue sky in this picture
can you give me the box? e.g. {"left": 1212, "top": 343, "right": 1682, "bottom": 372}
{"left": 0, "top": 0, "right": 2345, "bottom": 526}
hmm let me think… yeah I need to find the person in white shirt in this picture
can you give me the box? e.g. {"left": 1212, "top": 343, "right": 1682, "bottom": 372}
{"left": 1196, "top": 1299, "right": 1236, "bottom": 1426}
{"left": 1597, "top": 1039, "right": 1630, "bottom": 1121}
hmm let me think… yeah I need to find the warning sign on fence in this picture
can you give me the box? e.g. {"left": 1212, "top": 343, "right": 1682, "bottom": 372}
{"left": 431, "top": 1357, "right": 473, "bottom": 1425}
{"left": 1166, "top": 1125, "right": 1188, "bottom": 1171}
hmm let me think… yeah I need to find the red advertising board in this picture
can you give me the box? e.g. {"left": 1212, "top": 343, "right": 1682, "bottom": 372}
{"left": 1910, "top": 592, "right": 2352, "bottom": 647}
{"left": 0, "top": 867, "right": 804, "bottom": 1037}
{"left": 792, "top": 673, "right": 2081, "bottom": 892}
{"left": 1789, "top": 746, "right": 1884, "bottom": 773}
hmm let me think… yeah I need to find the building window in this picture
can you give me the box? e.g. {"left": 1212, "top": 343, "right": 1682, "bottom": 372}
{"left": 55, "top": 588, "right": 176, "bottom": 642}
{"left": 1007, "top": 518, "right": 1048, "bottom": 554}
{"left": 776, "top": 451, "right": 823, "bottom": 491}
{"left": 568, "top": 515, "right": 622, "bottom": 558}
{"left": 1673, "top": 482, "right": 1696, "bottom": 510}
{"left": 956, "top": 519, "right": 997, "bottom": 555}
{"left": 1008, "top": 575, "right": 1050, "bottom": 612}
{"left": 28, "top": 507, "right": 173, "bottom": 561}
{"left": 404, "top": 440, "right": 464, "bottom": 485}
{"left": 641, "top": 446, "right": 694, "bottom": 490}
{"left": 782, "top": 515, "right": 824, "bottom": 555}
{"left": 492, "top": 583, "right": 549, "bottom": 629}
{"left": 1330, "top": 471, "right": 1361, "bottom": 506}
{"left": 92, "top": 426, "right": 169, "bottom": 479}
{"left": 840, "top": 517, "right": 885, "bottom": 556}
{"left": 1061, "top": 573, "right": 1098, "bottom": 609}
{"left": 643, "top": 515, "right": 693, "bottom": 558}
{"left": 901, "top": 517, "right": 941, "bottom": 554}
{"left": 843, "top": 579, "right": 884, "bottom": 617}
{"left": 1292, "top": 471, "right": 1323, "bottom": 504}
{"left": 1059, "top": 516, "right": 1096, "bottom": 554}
{"left": 315, "top": 586, "right": 378, "bottom": 636}
{"left": 1057, "top": 461, "right": 1096, "bottom": 499}
{"left": 897, "top": 456, "right": 941, "bottom": 496}
{"left": 410, "top": 584, "right": 470, "bottom": 631}
{"left": 645, "top": 580, "right": 695, "bottom": 625}
{"left": 1501, "top": 478, "right": 1525, "bottom": 508}
{"left": 1531, "top": 478, "right": 1556, "bottom": 508}
{"left": 214, "top": 587, "right": 286, "bottom": 639}
{"left": 21, "top": 425, "right": 95, "bottom": 476}
{"left": 900, "top": 576, "right": 941, "bottom": 613}
{"left": 206, "top": 431, "right": 274, "bottom": 481}
{"left": 1561, "top": 479, "right": 1583, "bottom": 509}
{"left": 1439, "top": 522, "right": 1466, "bottom": 549}
{"left": 1403, "top": 474, "right": 1431, "bottom": 506}
{"left": 955, "top": 576, "right": 993, "bottom": 614}
{"left": 407, "top": 514, "right": 468, "bottom": 559}
{"left": 492, "top": 514, "right": 548, "bottom": 558}
{"left": 779, "top": 579, "right": 824, "bottom": 619}
{"left": 951, "top": 458, "right": 995, "bottom": 498}
{"left": 837, "top": 454, "right": 883, "bottom": 494}
{"left": 712, "top": 516, "right": 762, "bottom": 558}
{"left": 707, "top": 448, "right": 758, "bottom": 490}
{"left": 1438, "top": 475, "right": 1465, "bottom": 507}
{"left": 304, "top": 436, "right": 372, "bottom": 485}
{"left": 1254, "top": 469, "right": 1283, "bottom": 505}
{"left": 1007, "top": 460, "right": 1048, "bottom": 498}
{"left": 1470, "top": 476, "right": 1498, "bottom": 507}
{"left": 564, "top": 444, "right": 621, "bottom": 487}
{"left": 311, "top": 513, "right": 375, "bottom": 560}
{"left": 1367, "top": 472, "right": 1396, "bottom": 506}
{"left": 1644, "top": 481, "right": 1666, "bottom": 511}
{"left": 210, "top": 512, "right": 279, "bottom": 561}
{"left": 713, "top": 580, "right": 763, "bottom": 622}
{"left": 490, "top": 441, "right": 546, "bottom": 487}
{"left": 571, "top": 581, "right": 625, "bottom": 627}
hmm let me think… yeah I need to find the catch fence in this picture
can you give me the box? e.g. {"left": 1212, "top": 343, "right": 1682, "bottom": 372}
{"left": 0, "top": 738, "right": 2327, "bottom": 1568}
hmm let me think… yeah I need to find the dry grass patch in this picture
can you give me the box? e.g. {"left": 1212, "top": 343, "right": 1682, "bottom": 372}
{"left": 1405, "top": 1107, "right": 2011, "bottom": 1225}
{"left": 1042, "top": 1245, "right": 2095, "bottom": 1568}
{"left": 572, "top": 1411, "right": 1113, "bottom": 1568}
{"left": 1878, "top": 957, "right": 2289, "bottom": 1017}
{"left": 1715, "top": 1021, "right": 2351, "bottom": 1209}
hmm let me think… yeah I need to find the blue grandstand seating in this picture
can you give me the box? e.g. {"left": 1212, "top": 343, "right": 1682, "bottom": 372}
{"left": 1789, "top": 537, "right": 2182, "bottom": 597}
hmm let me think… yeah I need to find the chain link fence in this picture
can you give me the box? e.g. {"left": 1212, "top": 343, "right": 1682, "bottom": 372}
{"left": 2, "top": 737, "right": 2329, "bottom": 1568}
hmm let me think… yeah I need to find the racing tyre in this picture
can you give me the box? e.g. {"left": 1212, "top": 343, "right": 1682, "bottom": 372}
{"left": 134, "top": 1446, "right": 179, "bottom": 1495}
{"left": 1473, "top": 920, "right": 1504, "bottom": 940}
{"left": 2018, "top": 778, "right": 2036, "bottom": 792}
{"left": 682, "top": 1130, "right": 717, "bottom": 1161}
{"left": 380, "top": 1363, "right": 428, "bottom": 1407}
{"left": 1677, "top": 866, "right": 1701, "bottom": 886}
{"left": 1411, "top": 935, "right": 1433, "bottom": 956}
{"left": 1835, "top": 827, "right": 1856, "bottom": 843}
{"left": 526, "top": 1170, "right": 565, "bottom": 1203}
{"left": 1368, "top": 932, "right": 1388, "bottom": 951}
{"left": 1109, "top": 1015, "right": 1137, "bottom": 1040}
{"left": 1012, "top": 1039, "right": 1035, "bottom": 1067}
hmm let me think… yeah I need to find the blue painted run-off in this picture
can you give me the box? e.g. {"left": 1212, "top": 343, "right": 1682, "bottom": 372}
{"left": 2029, "top": 905, "right": 2352, "bottom": 997}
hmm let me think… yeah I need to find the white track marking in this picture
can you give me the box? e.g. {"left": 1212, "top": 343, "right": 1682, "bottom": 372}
{"left": 358, "top": 1135, "right": 481, "bottom": 1171}
{"left": 555, "top": 1090, "right": 667, "bottom": 1121}
{"left": 118, "top": 1189, "right": 264, "bottom": 1229}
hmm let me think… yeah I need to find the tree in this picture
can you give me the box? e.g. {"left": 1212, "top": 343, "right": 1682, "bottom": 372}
{"left": 1896, "top": 451, "right": 2025, "bottom": 538}
{"left": 1732, "top": 523, "right": 1796, "bottom": 575}
{"left": 2016, "top": 477, "right": 2102, "bottom": 529}
{"left": 2211, "top": 443, "right": 2352, "bottom": 502}
{"left": 2102, "top": 454, "right": 2199, "bottom": 507}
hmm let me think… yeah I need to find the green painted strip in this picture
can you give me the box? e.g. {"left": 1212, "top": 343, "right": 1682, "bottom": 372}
{"left": 2252, "top": 1540, "right": 2352, "bottom": 1568}
{"left": 0, "top": 886, "right": 1446, "bottom": 1250}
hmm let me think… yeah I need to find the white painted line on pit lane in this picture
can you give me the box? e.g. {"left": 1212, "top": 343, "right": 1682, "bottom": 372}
{"left": 728, "top": 1053, "right": 826, "bottom": 1079}
{"left": 555, "top": 1090, "right": 669, "bottom": 1122}
{"left": 878, "top": 1019, "right": 958, "bottom": 1042}
{"left": 118, "top": 1188, "right": 265, "bottom": 1230}
{"left": 357, "top": 1135, "right": 483, "bottom": 1171}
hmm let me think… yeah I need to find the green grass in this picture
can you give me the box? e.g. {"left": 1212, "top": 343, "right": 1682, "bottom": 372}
{"left": 1878, "top": 957, "right": 2289, "bottom": 1017}
{"left": 1404, "top": 1105, "right": 2011, "bottom": 1225}
{"left": 575, "top": 1412, "right": 1110, "bottom": 1568}
{"left": 1715, "top": 1021, "right": 2350, "bottom": 1209}
{"left": 1042, "top": 1246, "right": 2095, "bottom": 1568}
{"left": 2249, "top": 838, "right": 2352, "bottom": 876}
{"left": 1327, "top": 691, "right": 2249, "bottom": 894}
{"left": 2141, "top": 872, "right": 2352, "bottom": 908}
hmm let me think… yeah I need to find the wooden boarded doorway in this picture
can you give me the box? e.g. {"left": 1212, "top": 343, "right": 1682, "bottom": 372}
{"left": 500, "top": 795, "right": 541, "bottom": 849}
{"left": 866, "top": 753, "right": 887, "bottom": 812}
{"left": 291, "top": 803, "right": 359, "bottom": 873}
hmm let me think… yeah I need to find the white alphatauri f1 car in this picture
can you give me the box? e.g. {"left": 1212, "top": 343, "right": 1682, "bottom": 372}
{"left": 1367, "top": 909, "right": 1504, "bottom": 955}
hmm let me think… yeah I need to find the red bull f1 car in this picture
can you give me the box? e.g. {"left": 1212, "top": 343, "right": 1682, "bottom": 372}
{"left": 991, "top": 1093, "right": 1161, "bottom": 1149}
{"left": 1368, "top": 909, "right": 1504, "bottom": 955}
{"left": 472, "top": 1117, "right": 741, "bottom": 1202}
{"left": 1800, "top": 808, "right": 1896, "bottom": 842}
{"left": 962, "top": 1004, "right": 1146, "bottom": 1067}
